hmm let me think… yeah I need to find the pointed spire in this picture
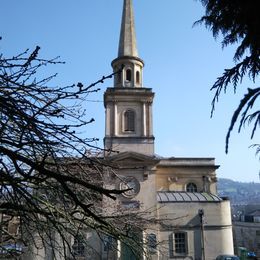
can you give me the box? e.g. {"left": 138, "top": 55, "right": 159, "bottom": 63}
{"left": 118, "top": 0, "right": 138, "bottom": 58}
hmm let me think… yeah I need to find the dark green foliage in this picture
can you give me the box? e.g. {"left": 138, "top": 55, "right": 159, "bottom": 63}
{"left": 196, "top": 0, "right": 260, "bottom": 153}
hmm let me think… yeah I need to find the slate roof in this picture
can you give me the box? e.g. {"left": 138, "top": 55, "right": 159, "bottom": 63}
{"left": 157, "top": 191, "right": 223, "bottom": 203}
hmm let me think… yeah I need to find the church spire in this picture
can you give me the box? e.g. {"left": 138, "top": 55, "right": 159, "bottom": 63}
{"left": 118, "top": 0, "right": 138, "bottom": 58}
{"left": 111, "top": 0, "right": 144, "bottom": 88}
{"left": 104, "top": 0, "right": 154, "bottom": 155}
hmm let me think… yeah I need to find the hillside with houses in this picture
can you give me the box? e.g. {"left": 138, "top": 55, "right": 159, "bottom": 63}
{"left": 217, "top": 178, "right": 260, "bottom": 205}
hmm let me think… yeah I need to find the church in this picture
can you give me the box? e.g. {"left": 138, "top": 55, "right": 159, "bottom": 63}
{"left": 101, "top": 0, "right": 234, "bottom": 259}
{"left": 18, "top": 0, "right": 234, "bottom": 259}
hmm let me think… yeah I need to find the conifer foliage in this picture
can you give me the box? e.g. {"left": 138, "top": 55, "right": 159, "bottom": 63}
{"left": 196, "top": 0, "right": 260, "bottom": 153}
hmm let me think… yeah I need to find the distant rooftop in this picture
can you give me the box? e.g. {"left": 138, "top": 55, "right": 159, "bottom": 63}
{"left": 247, "top": 210, "right": 260, "bottom": 217}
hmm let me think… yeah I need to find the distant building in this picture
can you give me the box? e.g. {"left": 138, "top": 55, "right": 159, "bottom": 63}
{"left": 233, "top": 209, "right": 260, "bottom": 259}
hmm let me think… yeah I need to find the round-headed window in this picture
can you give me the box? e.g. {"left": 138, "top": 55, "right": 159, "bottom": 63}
{"left": 136, "top": 71, "right": 140, "bottom": 84}
{"left": 186, "top": 183, "right": 197, "bottom": 192}
{"left": 124, "top": 109, "right": 135, "bottom": 132}
{"left": 126, "top": 69, "right": 132, "bottom": 82}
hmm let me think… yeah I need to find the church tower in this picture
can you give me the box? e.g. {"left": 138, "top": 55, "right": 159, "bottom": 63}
{"left": 104, "top": 0, "right": 155, "bottom": 156}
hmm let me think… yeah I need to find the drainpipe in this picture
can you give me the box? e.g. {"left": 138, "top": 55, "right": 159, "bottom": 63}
{"left": 198, "top": 209, "right": 205, "bottom": 260}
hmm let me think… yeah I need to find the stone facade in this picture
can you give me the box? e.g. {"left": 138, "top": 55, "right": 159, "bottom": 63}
{"left": 104, "top": 87, "right": 154, "bottom": 156}
{"left": 17, "top": 0, "right": 235, "bottom": 259}
{"left": 100, "top": 0, "right": 235, "bottom": 259}
{"left": 233, "top": 219, "right": 260, "bottom": 259}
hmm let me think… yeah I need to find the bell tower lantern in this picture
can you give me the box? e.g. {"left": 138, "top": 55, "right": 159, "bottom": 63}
{"left": 104, "top": 0, "right": 155, "bottom": 156}
{"left": 112, "top": 0, "right": 144, "bottom": 89}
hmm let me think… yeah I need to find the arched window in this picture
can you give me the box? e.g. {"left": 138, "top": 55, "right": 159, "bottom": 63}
{"left": 136, "top": 71, "right": 140, "bottom": 84}
{"left": 126, "top": 69, "right": 132, "bottom": 81}
{"left": 147, "top": 233, "right": 157, "bottom": 253}
{"left": 103, "top": 235, "right": 116, "bottom": 252}
{"left": 124, "top": 110, "right": 135, "bottom": 132}
{"left": 186, "top": 183, "right": 197, "bottom": 192}
{"left": 72, "top": 235, "right": 85, "bottom": 257}
{"left": 117, "top": 70, "right": 121, "bottom": 84}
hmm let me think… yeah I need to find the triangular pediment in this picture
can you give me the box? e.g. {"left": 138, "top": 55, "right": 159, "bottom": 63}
{"left": 105, "top": 151, "right": 159, "bottom": 166}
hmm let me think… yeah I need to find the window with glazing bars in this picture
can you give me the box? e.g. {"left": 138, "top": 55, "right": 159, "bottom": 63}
{"left": 186, "top": 183, "right": 197, "bottom": 192}
{"left": 169, "top": 232, "right": 187, "bottom": 257}
{"left": 175, "top": 232, "right": 186, "bottom": 254}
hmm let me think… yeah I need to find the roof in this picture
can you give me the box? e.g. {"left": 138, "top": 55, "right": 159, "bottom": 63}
{"left": 118, "top": 0, "right": 138, "bottom": 58}
{"left": 157, "top": 157, "right": 219, "bottom": 169}
{"left": 157, "top": 191, "right": 223, "bottom": 203}
{"left": 247, "top": 210, "right": 260, "bottom": 216}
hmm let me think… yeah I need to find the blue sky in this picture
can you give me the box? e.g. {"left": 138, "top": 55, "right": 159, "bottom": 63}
{"left": 1, "top": 0, "right": 259, "bottom": 182}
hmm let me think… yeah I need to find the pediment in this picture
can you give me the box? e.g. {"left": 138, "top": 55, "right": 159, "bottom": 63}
{"left": 105, "top": 151, "right": 159, "bottom": 166}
